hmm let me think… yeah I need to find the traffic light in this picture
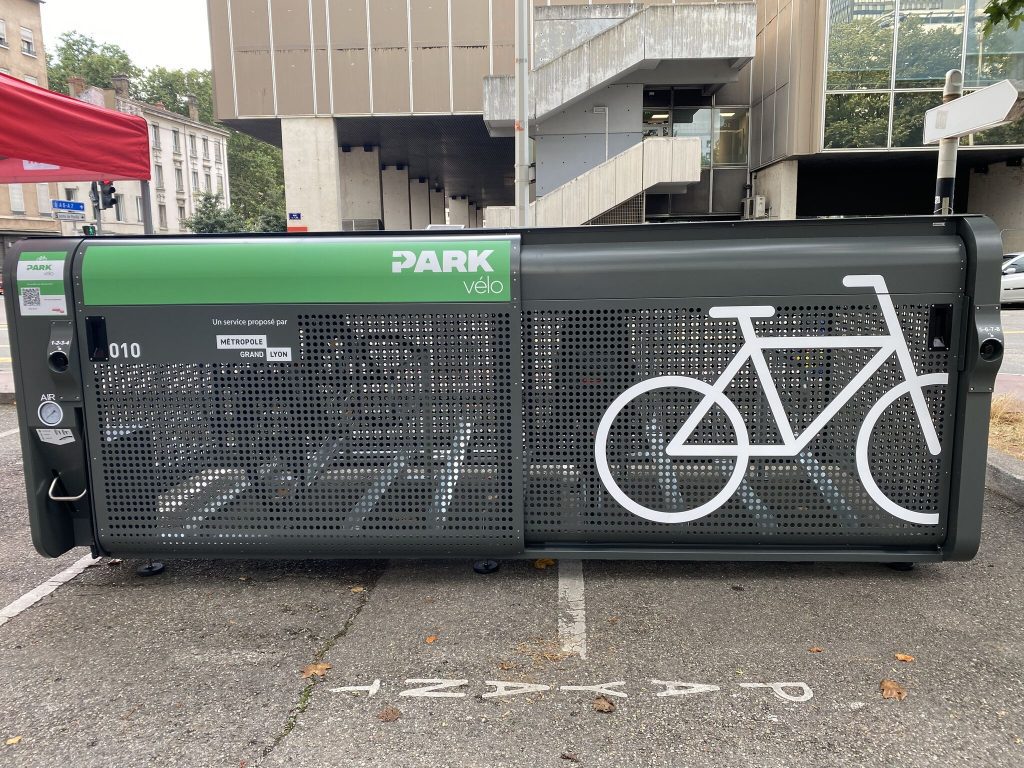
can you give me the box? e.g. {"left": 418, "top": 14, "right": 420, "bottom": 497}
{"left": 82, "top": 224, "right": 97, "bottom": 236}
{"left": 99, "top": 181, "right": 116, "bottom": 209}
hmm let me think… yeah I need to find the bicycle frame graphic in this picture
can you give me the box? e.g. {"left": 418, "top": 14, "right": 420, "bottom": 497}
{"left": 594, "top": 275, "right": 948, "bottom": 526}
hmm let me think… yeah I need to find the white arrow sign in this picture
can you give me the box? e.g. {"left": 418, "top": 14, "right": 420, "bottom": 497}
{"left": 924, "top": 79, "right": 1024, "bottom": 144}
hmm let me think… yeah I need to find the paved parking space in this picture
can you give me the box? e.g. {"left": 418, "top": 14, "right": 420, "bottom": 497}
{"left": 0, "top": 388, "right": 1021, "bottom": 768}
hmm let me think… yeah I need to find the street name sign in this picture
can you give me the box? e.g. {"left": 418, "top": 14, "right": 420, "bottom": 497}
{"left": 924, "top": 79, "right": 1024, "bottom": 144}
{"left": 51, "top": 199, "right": 86, "bottom": 213}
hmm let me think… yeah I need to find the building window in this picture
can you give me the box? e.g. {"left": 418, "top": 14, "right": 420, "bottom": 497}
{"left": 217, "top": 175, "right": 224, "bottom": 194}
{"left": 192, "top": 169, "right": 199, "bottom": 189}
{"left": 158, "top": 204, "right": 168, "bottom": 229}
{"left": 172, "top": 129, "right": 180, "bottom": 153}
{"left": 189, "top": 134, "right": 197, "bottom": 155}
{"left": 155, "top": 164, "right": 165, "bottom": 189}
{"left": 136, "top": 196, "right": 144, "bottom": 222}
{"left": 8, "top": 184, "right": 25, "bottom": 213}
{"left": 178, "top": 204, "right": 186, "bottom": 221}
{"left": 151, "top": 123, "right": 161, "bottom": 149}
{"left": 214, "top": 140, "right": 222, "bottom": 163}
{"left": 35, "top": 184, "right": 50, "bottom": 217}
{"left": 23, "top": 75, "right": 37, "bottom": 85}
{"left": 175, "top": 166, "right": 184, "bottom": 191}
{"left": 204, "top": 173, "right": 211, "bottom": 192}
{"left": 114, "top": 194, "right": 126, "bottom": 222}
{"left": 0, "top": 19, "right": 7, "bottom": 48}
{"left": 712, "top": 109, "right": 748, "bottom": 166}
{"left": 20, "top": 27, "right": 34, "bottom": 56}
{"left": 202, "top": 137, "right": 209, "bottom": 159}
{"left": 64, "top": 187, "right": 78, "bottom": 201}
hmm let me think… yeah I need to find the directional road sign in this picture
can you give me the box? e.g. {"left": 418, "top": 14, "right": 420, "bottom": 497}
{"left": 51, "top": 199, "right": 86, "bottom": 213}
{"left": 924, "top": 79, "right": 1024, "bottom": 144}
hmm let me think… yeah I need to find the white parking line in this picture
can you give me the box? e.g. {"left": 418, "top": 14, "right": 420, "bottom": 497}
{"left": 557, "top": 559, "right": 587, "bottom": 660}
{"left": 0, "top": 427, "right": 19, "bottom": 439}
{"left": 0, "top": 554, "right": 100, "bottom": 628}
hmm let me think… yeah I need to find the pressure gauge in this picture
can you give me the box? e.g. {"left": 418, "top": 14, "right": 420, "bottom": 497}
{"left": 38, "top": 401, "right": 64, "bottom": 426}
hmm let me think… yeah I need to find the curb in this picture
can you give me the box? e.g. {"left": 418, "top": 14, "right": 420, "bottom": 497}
{"left": 986, "top": 448, "right": 1024, "bottom": 503}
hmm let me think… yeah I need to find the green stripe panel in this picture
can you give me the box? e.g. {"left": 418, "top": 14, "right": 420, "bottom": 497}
{"left": 81, "top": 239, "right": 514, "bottom": 305}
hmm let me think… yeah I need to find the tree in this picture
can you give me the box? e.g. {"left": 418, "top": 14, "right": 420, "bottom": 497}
{"left": 138, "top": 68, "right": 215, "bottom": 123}
{"left": 180, "top": 193, "right": 247, "bottom": 233}
{"left": 985, "top": 0, "right": 1024, "bottom": 32}
{"left": 228, "top": 132, "right": 286, "bottom": 227}
{"left": 46, "top": 32, "right": 141, "bottom": 96}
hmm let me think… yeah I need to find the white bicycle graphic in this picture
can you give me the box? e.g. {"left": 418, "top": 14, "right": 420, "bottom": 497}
{"left": 594, "top": 275, "right": 947, "bottom": 526}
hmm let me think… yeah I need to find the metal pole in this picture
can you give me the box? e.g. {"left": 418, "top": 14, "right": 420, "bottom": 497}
{"left": 140, "top": 180, "right": 155, "bottom": 235}
{"left": 514, "top": 0, "right": 530, "bottom": 227}
{"left": 934, "top": 69, "right": 963, "bottom": 215}
{"left": 89, "top": 181, "right": 103, "bottom": 236}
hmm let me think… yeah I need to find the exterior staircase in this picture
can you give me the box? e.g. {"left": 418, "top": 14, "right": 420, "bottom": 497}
{"left": 485, "top": 136, "right": 700, "bottom": 227}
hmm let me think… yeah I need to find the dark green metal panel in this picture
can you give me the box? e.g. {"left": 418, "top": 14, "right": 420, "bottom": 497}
{"left": 3, "top": 217, "right": 1002, "bottom": 562}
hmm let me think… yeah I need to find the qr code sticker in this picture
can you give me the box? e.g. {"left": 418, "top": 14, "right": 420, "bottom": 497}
{"left": 21, "top": 287, "right": 41, "bottom": 307}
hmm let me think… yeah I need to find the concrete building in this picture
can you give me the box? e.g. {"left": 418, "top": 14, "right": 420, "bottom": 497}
{"left": 208, "top": 0, "right": 1024, "bottom": 248}
{"left": 60, "top": 76, "right": 232, "bottom": 236}
{"left": 0, "top": 0, "right": 59, "bottom": 260}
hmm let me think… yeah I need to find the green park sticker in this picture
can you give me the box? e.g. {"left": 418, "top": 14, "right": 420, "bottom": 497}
{"left": 17, "top": 252, "right": 68, "bottom": 317}
{"left": 81, "top": 238, "right": 513, "bottom": 305}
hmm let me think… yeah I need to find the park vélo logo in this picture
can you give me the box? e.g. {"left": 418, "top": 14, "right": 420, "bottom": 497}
{"left": 594, "top": 274, "right": 947, "bottom": 526}
{"left": 391, "top": 248, "right": 505, "bottom": 296}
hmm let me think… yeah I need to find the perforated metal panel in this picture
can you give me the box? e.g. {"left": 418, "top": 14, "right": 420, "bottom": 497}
{"left": 522, "top": 297, "right": 957, "bottom": 547}
{"left": 88, "top": 310, "right": 522, "bottom": 557}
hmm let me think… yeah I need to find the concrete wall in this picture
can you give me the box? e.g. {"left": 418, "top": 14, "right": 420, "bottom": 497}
{"left": 534, "top": 84, "right": 642, "bottom": 196}
{"left": 428, "top": 187, "right": 445, "bottom": 224}
{"left": 409, "top": 178, "right": 430, "bottom": 229}
{"left": 751, "top": 158, "right": 797, "bottom": 220}
{"left": 969, "top": 163, "right": 1024, "bottom": 254}
{"left": 381, "top": 166, "right": 411, "bottom": 230}
{"left": 749, "top": 0, "right": 826, "bottom": 169}
{"left": 282, "top": 117, "right": 341, "bottom": 231}
{"left": 534, "top": 3, "right": 641, "bottom": 67}
{"left": 339, "top": 146, "right": 382, "bottom": 223}
{"left": 448, "top": 196, "right": 469, "bottom": 227}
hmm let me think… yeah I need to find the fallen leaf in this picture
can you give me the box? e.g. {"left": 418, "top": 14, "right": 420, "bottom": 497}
{"left": 238, "top": 576, "right": 249, "bottom": 581}
{"left": 808, "top": 647, "right": 825, "bottom": 653}
{"left": 895, "top": 653, "right": 916, "bottom": 663}
{"left": 560, "top": 753, "right": 580, "bottom": 762}
{"left": 607, "top": 616, "right": 620, "bottom": 625}
{"left": 301, "top": 663, "right": 332, "bottom": 679}
{"left": 592, "top": 695, "right": 616, "bottom": 713}
{"left": 497, "top": 660, "right": 514, "bottom": 671}
{"left": 350, "top": 585, "right": 365, "bottom": 594}
{"left": 5, "top": 736, "right": 21, "bottom": 746}
{"left": 730, "top": 585, "right": 745, "bottom": 592}
{"left": 425, "top": 635, "right": 439, "bottom": 645}
{"left": 377, "top": 706, "right": 401, "bottom": 722}
{"left": 532, "top": 558, "right": 557, "bottom": 570}
{"left": 107, "top": 559, "right": 123, "bottom": 567}
{"left": 880, "top": 679, "right": 907, "bottom": 701}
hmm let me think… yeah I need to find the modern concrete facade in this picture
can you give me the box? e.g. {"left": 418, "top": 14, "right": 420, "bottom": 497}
{"left": 208, "top": 0, "right": 755, "bottom": 230}
{"left": 60, "top": 78, "right": 232, "bottom": 236}
{"left": 208, "top": 0, "right": 1024, "bottom": 242}
{"left": 0, "top": 0, "right": 59, "bottom": 261}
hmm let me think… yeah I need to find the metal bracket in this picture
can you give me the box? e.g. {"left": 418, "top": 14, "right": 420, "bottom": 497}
{"left": 48, "top": 476, "right": 87, "bottom": 502}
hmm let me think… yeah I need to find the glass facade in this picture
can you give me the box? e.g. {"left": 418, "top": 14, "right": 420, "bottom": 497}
{"left": 824, "top": 0, "right": 1024, "bottom": 149}
{"left": 642, "top": 87, "right": 751, "bottom": 218}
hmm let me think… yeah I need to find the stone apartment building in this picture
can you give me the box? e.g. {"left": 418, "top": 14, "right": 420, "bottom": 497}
{"left": 0, "top": 0, "right": 58, "bottom": 261}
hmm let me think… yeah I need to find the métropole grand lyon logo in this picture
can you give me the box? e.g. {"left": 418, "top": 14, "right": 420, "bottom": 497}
{"left": 391, "top": 248, "right": 505, "bottom": 296}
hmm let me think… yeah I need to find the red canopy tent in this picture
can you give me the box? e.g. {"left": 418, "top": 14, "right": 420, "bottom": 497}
{"left": 0, "top": 72, "right": 150, "bottom": 183}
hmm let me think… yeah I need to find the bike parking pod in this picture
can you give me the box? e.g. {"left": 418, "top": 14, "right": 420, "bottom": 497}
{"left": 4, "top": 216, "right": 1003, "bottom": 564}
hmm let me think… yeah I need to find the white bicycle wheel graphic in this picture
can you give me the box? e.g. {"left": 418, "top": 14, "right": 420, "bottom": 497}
{"left": 856, "top": 372, "right": 948, "bottom": 526}
{"left": 594, "top": 376, "right": 750, "bottom": 523}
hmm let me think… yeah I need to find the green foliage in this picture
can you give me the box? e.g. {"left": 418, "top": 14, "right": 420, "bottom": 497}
{"left": 138, "top": 68, "right": 215, "bottom": 123}
{"left": 46, "top": 31, "right": 141, "bottom": 96}
{"left": 984, "top": 0, "right": 1024, "bottom": 32}
{"left": 228, "top": 132, "right": 286, "bottom": 227}
{"left": 824, "top": 93, "right": 889, "bottom": 149}
{"left": 180, "top": 193, "right": 247, "bottom": 233}
{"left": 45, "top": 33, "right": 286, "bottom": 229}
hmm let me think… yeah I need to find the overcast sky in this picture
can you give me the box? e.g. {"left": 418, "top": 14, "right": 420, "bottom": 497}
{"left": 40, "top": 0, "right": 212, "bottom": 72}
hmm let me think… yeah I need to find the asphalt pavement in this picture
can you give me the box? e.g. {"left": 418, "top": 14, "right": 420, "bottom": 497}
{"left": 997, "top": 306, "right": 1024, "bottom": 400}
